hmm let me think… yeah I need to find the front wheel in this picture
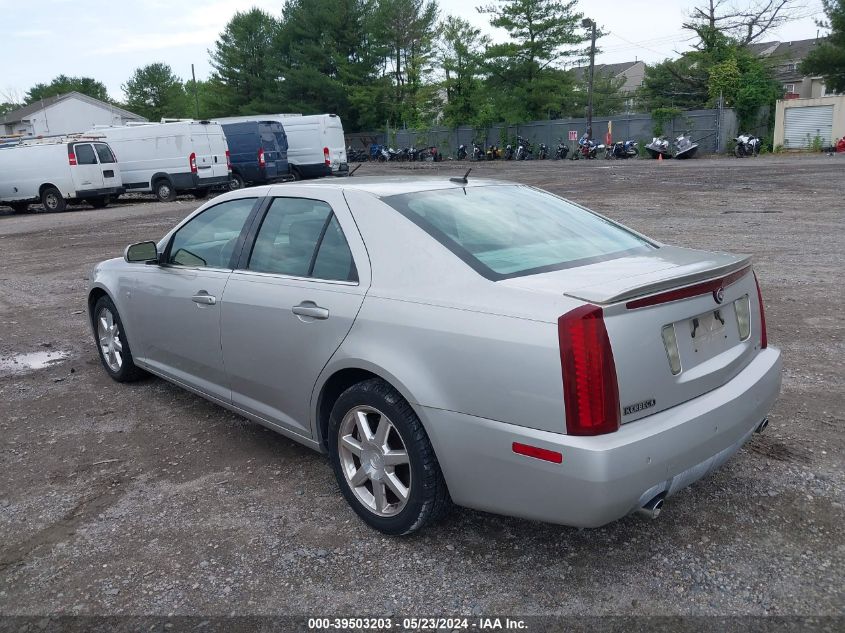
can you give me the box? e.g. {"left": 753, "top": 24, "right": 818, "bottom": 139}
{"left": 92, "top": 295, "right": 146, "bottom": 382}
{"left": 329, "top": 378, "right": 451, "bottom": 535}
{"left": 734, "top": 145, "right": 744, "bottom": 158}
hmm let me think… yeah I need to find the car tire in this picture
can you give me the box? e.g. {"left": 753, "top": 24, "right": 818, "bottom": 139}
{"left": 154, "top": 179, "right": 176, "bottom": 202}
{"left": 92, "top": 295, "right": 146, "bottom": 383}
{"left": 291, "top": 167, "right": 302, "bottom": 181}
{"left": 328, "top": 378, "right": 451, "bottom": 535}
{"left": 41, "top": 187, "right": 66, "bottom": 212}
{"left": 90, "top": 196, "right": 110, "bottom": 209}
{"left": 229, "top": 173, "right": 245, "bottom": 191}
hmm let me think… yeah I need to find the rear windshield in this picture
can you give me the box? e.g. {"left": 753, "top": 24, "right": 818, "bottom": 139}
{"left": 383, "top": 185, "right": 654, "bottom": 280}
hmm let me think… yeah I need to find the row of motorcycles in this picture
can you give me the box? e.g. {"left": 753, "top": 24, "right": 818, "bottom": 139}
{"left": 346, "top": 144, "right": 443, "bottom": 162}
{"left": 457, "top": 136, "right": 569, "bottom": 161}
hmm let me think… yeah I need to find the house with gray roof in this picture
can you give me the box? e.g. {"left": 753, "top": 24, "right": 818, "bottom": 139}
{"left": 749, "top": 38, "right": 831, "bottom": 99}
{"left": 1, "top": 92, "right": 145, "bottom": 138}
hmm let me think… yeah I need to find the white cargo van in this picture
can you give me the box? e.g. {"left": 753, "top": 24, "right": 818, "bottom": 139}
{"left": 0, "top": 136, "right": 124, "bottom": 212}
{"left": 215, "top": 114, "right": 347, "bottom": 179}
{"left": 89, "top": 121, "right": 230, "bottom": 201}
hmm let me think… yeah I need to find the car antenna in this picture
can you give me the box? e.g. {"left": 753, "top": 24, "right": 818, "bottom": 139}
{"left": 450, "top": 168, "right": 471, "bottom": 184}
{"left": 349, "top": 163, "right": 362, "bottom": 177}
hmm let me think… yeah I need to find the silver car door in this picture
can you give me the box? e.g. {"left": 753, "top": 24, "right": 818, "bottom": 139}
{"left": 130, "top": 196, "right": 259, "bottom": 402}
{"left": 221, "top": 192, "right": 370, "bottom": 438}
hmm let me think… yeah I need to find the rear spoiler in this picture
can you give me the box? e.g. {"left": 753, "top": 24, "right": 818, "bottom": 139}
{"left": 564, "top": 247, "right": 751, "bottom": 306}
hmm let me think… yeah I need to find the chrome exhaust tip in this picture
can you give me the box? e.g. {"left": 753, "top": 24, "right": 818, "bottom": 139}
{"left": 636, "top": 495, "right": 665, "bottom": 520}
{"left": 755, "top": 418, "right": 769, "bottom": 433}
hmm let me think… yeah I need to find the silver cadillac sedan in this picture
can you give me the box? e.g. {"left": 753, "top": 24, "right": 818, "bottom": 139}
{"left": 88, "top": 177, "right": 781, "bottom": 535}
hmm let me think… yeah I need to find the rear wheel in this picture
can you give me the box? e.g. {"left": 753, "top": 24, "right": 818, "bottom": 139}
{"left": 229, "top": 173, "right": 245, "bottom": 190}
{"left": 154, "top": 179, "right": 176, "bottom": 202}
{"left": 92, "top": 295, "right": 146, "bottom": 382}
{"left": 41, "top": 187, "right": 66, "bottom": 212}
{"left": 734, "top": 145, "right": 744, "bottom": 158}
{"left": 329, "top": 378, "right": 451, "bottom": 535}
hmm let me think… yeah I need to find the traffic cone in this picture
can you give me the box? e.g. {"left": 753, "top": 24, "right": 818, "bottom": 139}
{"left": 658, "top": 153, "right": 663, "bottom": 163}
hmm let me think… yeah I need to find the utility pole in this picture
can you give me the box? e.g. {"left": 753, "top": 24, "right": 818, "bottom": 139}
{"left": 582, "top": 18, "right": 597, "bottom": 140}
{"left": 191, "top": 64, "right": 200, "bottom": 119}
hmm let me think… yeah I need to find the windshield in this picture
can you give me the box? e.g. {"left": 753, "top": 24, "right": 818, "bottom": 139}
{"left": 383, "top": 185, "right": 655, "bottom": 280}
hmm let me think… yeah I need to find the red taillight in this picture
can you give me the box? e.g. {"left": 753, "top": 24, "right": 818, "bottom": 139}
{"left": 68, "top": 148, "right": 77, "bottom": 165}
{"left": 558, "top": 305, "right": 620, "bottom": 436}
{"left": 323, "top": 146, "right": 330, "bottom": 166}
{"left": 753, "top": 271, "right": 768, "bottom": 349}
{"left": 226, "top": 149, "right": 232, "bottom": 170}
{"left": 189, "top": 152, "right": 197, "bottom": 174}
{"left": 257, "top": 147, "right": 265, "bottom": 167}
{"left": 512, "top": 442, "right": 563, "bottom": 464}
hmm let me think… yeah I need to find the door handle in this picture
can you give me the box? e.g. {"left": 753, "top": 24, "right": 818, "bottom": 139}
{"left": 192, "top": 292, "right": 217, "bottom": 305}
{"left": 292, "top": 302, "right": 329, "bottom": 320}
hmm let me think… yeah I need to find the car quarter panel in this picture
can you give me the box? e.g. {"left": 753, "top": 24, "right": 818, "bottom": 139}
{"left": 320, "top": 189, "right": 579, "bottom": 435}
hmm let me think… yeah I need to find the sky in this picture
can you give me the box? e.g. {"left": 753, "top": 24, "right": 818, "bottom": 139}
{"left": 0, "top": 0, "right": 828, "bottom": 103}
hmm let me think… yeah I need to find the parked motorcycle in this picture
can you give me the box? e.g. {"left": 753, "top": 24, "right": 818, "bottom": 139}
{"left": 516, "top": 136, "right": 533, "bottom": 160}
{"left": 486, "top": 145, "right": 501, "bottom": 160}
{"left": 577, "top": 134, "right": 598, "bottom": 159}
{"left": 472, "top": 142, "right": 485, "bottom": 161}
{"left": 456, "top": 144, "right": 468, "bottom": 160}
{"left": 537, "top": 143, "right": 549, "bottom": 160}
{"left": 734, "top": 134, "right": 761, "bottom": 157}
{"left": 419, "top": 146, "right": 440, "bottom": 162}
{"left": 504, "top": 143, "right": 514, "bottom": 160}
{"left": 554, "top": 139, "right": 570, "bottom": 160}
{"left": 606, "top": 140, "right": 639, "bottom": 159}
{"left": 347, "top": 146, "right": 368, "bottom": 162}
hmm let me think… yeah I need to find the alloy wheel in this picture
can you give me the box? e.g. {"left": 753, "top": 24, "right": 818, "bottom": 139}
{"left": 338, "top": 405, "right": 411, "bottom": 517}
{"left": 97, "top": 307, "right": 123, "bottom": 372}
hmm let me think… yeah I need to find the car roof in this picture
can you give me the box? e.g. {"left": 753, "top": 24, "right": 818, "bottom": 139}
{"left": 275, "top": 175, "right": 518, "bottom": 198}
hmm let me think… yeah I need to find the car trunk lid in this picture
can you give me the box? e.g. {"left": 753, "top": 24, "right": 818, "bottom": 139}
{"left": 500, "top": 245, "right": 764, "bottom": 425}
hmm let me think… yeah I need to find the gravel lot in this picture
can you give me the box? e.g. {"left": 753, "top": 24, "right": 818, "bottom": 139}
{"left": 0, "top": 155, "right": 843, "bottom": 621}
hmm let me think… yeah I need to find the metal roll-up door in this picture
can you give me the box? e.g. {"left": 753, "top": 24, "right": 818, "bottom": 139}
{"left": 784, "top": 105, "right": 834, "bottom": 148}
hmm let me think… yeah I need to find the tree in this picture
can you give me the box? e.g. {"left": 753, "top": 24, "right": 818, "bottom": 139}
{"left": 122, "top": 63, "right": 188, "bottom": 121}
{"left": 567, "top": 72, "right": 628, "bottom": 117}
{"left": 209, "top": 8, "right": 281, "bottom": 115}
{"left": 477, "top": 0, "right": 585, "bottom": 121}
{"left": 801, "top": 0, "right": 845, "bottom": 94}
{"left": 684, "top": 0, "right": 800, "bottom": 48}
{"left": 25, "top": 75, "right": 110, "bottom": 104}
{"left": 275, "top": 0, "right": 390, "bottom": 130}
{"left": 638, "top": 57, "right": 710, "bottom": 111}
{"left": 374, "top": 0, "right": 440, "bottom": 127}
{"left": 437, "top": 16, "right": 490, "bottom": 126}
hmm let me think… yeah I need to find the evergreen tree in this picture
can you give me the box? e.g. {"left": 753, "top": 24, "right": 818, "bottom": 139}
{"left": 209, "top": 8, "right": 281, "bottom": 115}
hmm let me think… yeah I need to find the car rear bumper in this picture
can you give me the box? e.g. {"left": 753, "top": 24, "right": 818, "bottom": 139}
{"left": 420, "top": 346, "right": 782, "bottom": 527}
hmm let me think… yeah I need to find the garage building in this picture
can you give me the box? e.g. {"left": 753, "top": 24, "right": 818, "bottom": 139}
{"left": 773, "top": 95, "right": 845, "bottom": 150}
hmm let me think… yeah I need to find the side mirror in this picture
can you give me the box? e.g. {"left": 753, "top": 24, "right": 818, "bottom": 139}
{"left": 124, "top": 241, "right": 158, "bottom": 263}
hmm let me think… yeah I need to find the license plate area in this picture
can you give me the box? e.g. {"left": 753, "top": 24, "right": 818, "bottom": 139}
{"left": 676, "top": 307, "right": 732, "bottom": 366}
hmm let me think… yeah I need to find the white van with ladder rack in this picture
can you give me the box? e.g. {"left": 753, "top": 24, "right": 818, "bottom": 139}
{"left": 0, "top": 134, "right": 123, "bottom": 213}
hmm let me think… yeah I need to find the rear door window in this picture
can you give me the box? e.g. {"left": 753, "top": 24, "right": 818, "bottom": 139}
{"left": 94, "top": 143, "right": 116, "bottom": 164}
{"left": 247, "top": 198, "right": 357, "bottom": 282}
{"left": 74, "top": 144, "right": 97, "bottom": 165}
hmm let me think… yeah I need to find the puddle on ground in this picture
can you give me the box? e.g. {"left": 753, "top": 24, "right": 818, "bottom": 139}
{"left": 0, "top": 350, "right": 69, "bottom": 375}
